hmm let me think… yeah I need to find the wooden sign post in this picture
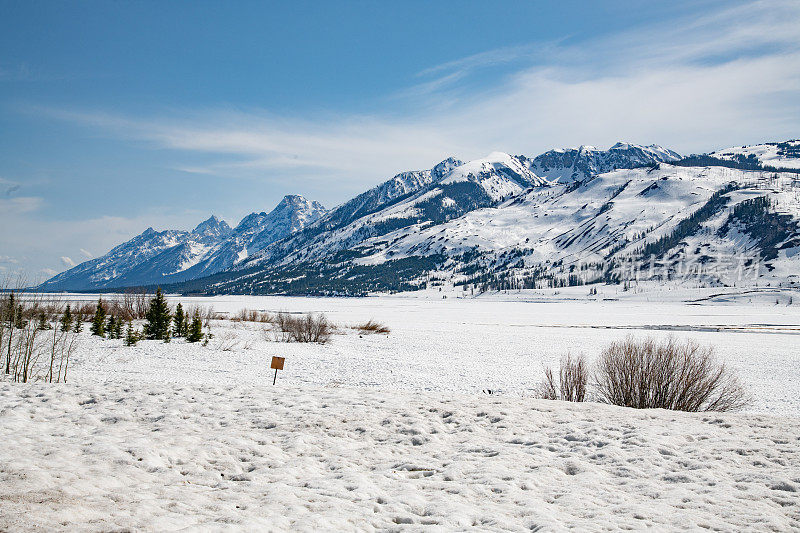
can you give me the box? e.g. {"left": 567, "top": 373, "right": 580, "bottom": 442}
{"left": 270, "top": 356, "right": 285, "bottom": 385}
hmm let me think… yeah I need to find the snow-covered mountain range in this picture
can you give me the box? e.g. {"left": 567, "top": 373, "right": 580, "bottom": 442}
{"left": 40, "top": 141, "right": 800, "bottom": 295}
{"left": 39, "top": 195, "right": 326, "bottom": 290}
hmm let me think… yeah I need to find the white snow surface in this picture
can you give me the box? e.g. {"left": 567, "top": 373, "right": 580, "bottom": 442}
{"left": 30, "top": 292, "right": 800, "bottom": 416}
{"left": 3, "top": 382, "right": 799, "bottom": 531}
{"left": 4, "top": 293, "right": 800, "bottom": 531}
{"left": 711, "top": 140, "right": 800, "bottom": 170}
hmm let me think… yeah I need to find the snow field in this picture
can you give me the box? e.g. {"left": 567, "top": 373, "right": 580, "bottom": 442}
{"left": 58, "top": 294, "right": 800, "bottom": 416}
{"left": 2, "top": 382, "right": 799, "bottom": 531}
{"left": 4, "top": 294, "right": 800, "bottom": 531}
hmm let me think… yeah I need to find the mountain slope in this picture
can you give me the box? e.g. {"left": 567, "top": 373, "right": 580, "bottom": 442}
{"left": 38, "top": 196, "right": 326, "bottom": 291}
{"left": 709, "top": 140, "right": 800, "bottom": 170}
{"left": 39, "top": 217, "right": 231, "bottom": 291}
{"left": 192, "top": 163, "right": 800, "bottom": 295}
{"left": 529, "top": 142, "right": 681, "bottom": 183}
{"left": 176, "top": 195, "right": 327, "bottom": 281}
{"left": 240, "top": 152, "right": 550, "bottom": 270}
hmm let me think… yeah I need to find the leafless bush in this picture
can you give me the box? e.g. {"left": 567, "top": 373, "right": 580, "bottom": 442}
{"left": 184, "top": 305, "right": 225, "bottom": 328}
{"left": 119, "top": 288, "right": 152, "bottom": 320}
{"left": 354, "top": 319, "right": 390, "bottom": 335}
{"left": 211, "top": 330, "right": 241, "bottom": 351}
{"left": 538, "top": 354, "right": 588, "bottom": 402}
{"left": 594, "top": 337, "right": 748, "bottom": 412}
{"left": 234, "top": 308, "right": 273, "bottom": 323}
{"left": 74, "top": 302, "right": 96, "bottom": 323}
{"left": 104, "top": 296, "right": 137, "bottom": 322}
{"left": 273, "top": 311, "right": 332, "bottom": 344}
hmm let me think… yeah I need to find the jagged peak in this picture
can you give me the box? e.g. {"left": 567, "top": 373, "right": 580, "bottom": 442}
{"left": 610, "top": 141, "right": 634, "bottom": 150}
{"left": 278, "top": 194, "right": 308, "bottom": 205}
{"left": 432, "top": 156, "right": 464, "bottom": 177}
{"left": 193, "top": 215, "right": 232, "bottom": 236}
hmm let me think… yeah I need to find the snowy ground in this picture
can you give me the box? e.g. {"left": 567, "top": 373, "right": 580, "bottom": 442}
{"left": 4, "top": 292, "right": 800, "bottom": 530}
{"left": 51, "top": 290, "right": 800, "bottom": 416}
{"left": 2, "top": 382, "right": 799, "bottom": 531}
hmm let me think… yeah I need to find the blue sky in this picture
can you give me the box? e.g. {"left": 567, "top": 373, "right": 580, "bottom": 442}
{"left": 1, "top": 0, "right": 799, "bottom": 281}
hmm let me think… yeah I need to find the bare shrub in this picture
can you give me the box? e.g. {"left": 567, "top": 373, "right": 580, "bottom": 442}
{"left": 273, "top": 311, "right": 332, "bottom": 344}
{"left": 594, "top": 336, "right": 748, "bottom": 412}
{"left": 0, "top": 290, "right": 77, "bottom": 383}
{"left": 184, "top": 305, "right": 224, "bottom": 328}
{"left": 234, "top": 308, "right": 273, "bottom": 323}
{"left": 122, "top": 288, "right": 152, "bottom": 319}
{"left": 75, "top": 302, "right": 96, "bottom": 323}
{"left": 211, "top": 331, "right": 241, "bottom": 351}
{"left": 538, "top": 354, "right": 588, "bottom": 402}
{"left": 354, "top": 319, "right": 390, "bottom": 335}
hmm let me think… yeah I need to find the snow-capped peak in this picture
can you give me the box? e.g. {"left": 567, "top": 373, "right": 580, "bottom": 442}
{"left": 192, "top": 215, "right": 232, "bottom": 238}
{"left": 431, "top": 157, "right": 464, "bottom": 179}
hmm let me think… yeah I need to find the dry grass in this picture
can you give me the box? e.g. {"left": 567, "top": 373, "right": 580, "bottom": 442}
{"left": 354, "top": 319, "right": 390, "bottom": 335}
{"left": 594, "top": 336, "right": 748, "bottom": 412}
{"left": 233, "top": 308, "right": 273, "bottom": 323}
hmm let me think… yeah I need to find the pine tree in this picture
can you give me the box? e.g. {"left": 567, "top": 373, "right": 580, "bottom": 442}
{"left": 74, "top": 316, "right": 83, "bottom": 333}
{"left": 91, "top": 298, "right": 106, "bottom": 337}
{"left": 14, "top": 304, "right": 25, "bottom": 329}
{"left": 186, "top": 311, "right": 203, "bottom": 343}
{"left": 60, "top": 305, "right": 73, "bottom": 332}
{"left": 124, "top": 321, "right": 138, "bottom": 346}
{"left": 37, "top": 311, "right": 51, "bottom": 330}
{"left": 114, "top": 318, "right": 122, "bottom": 339}
{"left": 143, "top": 288, "right": 171, "bottom": 340}
{"left": 107, "top": 315, "right": 116, "bottom": 338}
{"left": 173, "top": 303, "right": 186, "bottom": 337}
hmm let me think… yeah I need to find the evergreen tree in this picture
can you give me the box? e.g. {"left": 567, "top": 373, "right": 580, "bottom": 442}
{"left": 60, "top": 305, "right": 73, "bottom": 332}
{"left": 14, "top": 304, "right": 25, "bottom": 329}
{"left": 124, "top": 321, "right": 138, "bottom": 346}
{"left": 173, "top": 303, "right": 186, "bottom": 337}
{"left": 37, "top": 311, "right": 51, "bottom": 330}
{"left": 114, "top": 318, "right": 122, "bottom": 339}
{"left": 6, "top": 291, "right": 14, "bottom": 321}
{"left": 186, "top": 311, "right": 203, "bottom": 343}
{"left": 143, "top": 288, "right": 171, "bottom": 340}
{"left": 74, "top": 316, "right": 83, "bottom": 333}
{"left": 91, "top": 298, "right": 106, "bottom": 337}
{"left": 107, "top": 315, "right": 116, "bottom": 338}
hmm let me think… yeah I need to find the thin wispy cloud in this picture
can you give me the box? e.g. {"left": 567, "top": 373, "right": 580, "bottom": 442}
{"left": 0, "top": 196, "right": 43, "bottom": 213}
{"left": 30, "top": 0, "right": 799, "bottom": 189}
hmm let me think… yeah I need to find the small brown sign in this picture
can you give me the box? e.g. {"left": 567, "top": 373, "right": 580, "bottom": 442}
{"left": 271, "top": 356, "right": 285, "bottom": 370}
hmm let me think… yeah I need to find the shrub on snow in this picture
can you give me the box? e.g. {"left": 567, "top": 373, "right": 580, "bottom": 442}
{"left": 594, "top": 337, "right": 748, "bottom": 412}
